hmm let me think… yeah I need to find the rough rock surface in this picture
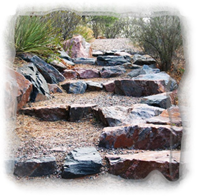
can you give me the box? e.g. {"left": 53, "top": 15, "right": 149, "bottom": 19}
{"left": 114, "top": 79, "right": 166, "bottom": 97}
{"left": 73, "top": 58, "right": 96, "bottom": 65}
{"left": 49, "top": 60, "right": 68, "bottom": 72}
{"left": 69, "top": 104, "right": 96, "bottom": 122}
{"left": 93, "top": 104, "right": 164, "bottom": 126}
{"left": 48, "top": 83, "right": 63, "bottom": 94}
{"left": 20, "top": 105, "right": 70, "bottom": 121}
{"left": 6, "top": 68, "right": 33, "bottom": 112}
{"left": 14, "top": 156, "right": 57, "bottom": 177}
{"left": 106, "top": 150, "right": 180, "bottom": 181}
{"left": 146, "top": 106, "right": 182, "bottom": 126}
{"left": 100, "top": 66, "right": 126, "bottom": 78}
{"left": 99, "top": 124, "right": 182, "bottom": 149}
{"left": 18, "top": 63, "right": 51, "bottom": 102}
{"left": 133, "top": 54, "right": 156, "bottom": 65}
{"left": 97, "top": 55, "right": 131, "bottom": 66}
{"left": 141, "top": 92, "right": 172, "bottom": 109}
{"left": 61, "top": 81, "right": 87, "bottom": 94}
{"left": 63, "top": 35, "right": 92, "bottom": 58}
{"left": 22, "top": 55, "right": 65, "bottom": 84}
{"left": 134, "top": 72, "right": 178, "bottom": 91}
{"left": 62, "top": 147, "right": 102, "bottom": 179}
{"left": 62, "top": 70, "right": 78, "bottom": 79}
{"left": 86, "top": 81, "right": 103, "bottom": 91}
{"left": 75, "top": 68, "right": 99, "bottom": 79}
{"left": 103, "top": 81, "right": 115, "bottom": 92}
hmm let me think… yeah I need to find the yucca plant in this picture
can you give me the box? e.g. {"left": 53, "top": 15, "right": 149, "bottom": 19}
{"left": 14, "top": 15, "right": 61, "bottom": 56}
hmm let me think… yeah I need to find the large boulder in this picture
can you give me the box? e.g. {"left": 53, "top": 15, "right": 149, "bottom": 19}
{"left": 14, "top": 156, "right": 57, "bottom": 177}
{"left": 75, "top": 68, "right": 99, "bottom": 79}
{"left": 62, "top": 147, "right": 102, "bottom": 179}
{"left": 20, "top": 54, "right": 65, "bottom": 84}
{"left": 106, "top": 150, "right": 180, "bottom": 181}
{"left": 5, "top": 68, "right": 33, "bottom": 114}
{"left": 63, "top": 35, "right": 92, "bottom": 58}
{"left": 133, "top": 54, "right": 156, "bottom": 65}
{"left": 99, "top": 66, "right": 126, "bottom": 78}
{"left": 114, "top": 79, "right": 166, "bottom": 97}
{"left": 97, "top": 55, "right": 131, "bottom": 66}
{"left": 20, "top": 104, "right": 70, "bottom": 121}
{"left": 134, "top": 72, "right": 178, "bottom": 91}
{"left": 99, "top": 123, "right": 182, "bottom": 149}
{"left": 18, "top": 63, "right": 51, "bottom": 102}
{"left": 61, "top": 81, "right": 87, "bottom": 94}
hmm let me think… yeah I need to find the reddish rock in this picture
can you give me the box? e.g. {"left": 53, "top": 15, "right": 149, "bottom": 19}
{"left": 146, "top": 106, "right": 182, "bottom": 126}
{"left": 6, "top": 68, "right": 33, "bottom": 114}
{"left": 20, "top": 104, "right": 70, "bottom": 121}
{"left": 99, "top": 124, "right": 182, "bottom": 150}
{"left": 114, "top": 79, "right": 166, "bottom": 97}
{"left": 106, "top": 150, "right": 180, "bottom": 181}
{"left": 103, "top": 81, "right": 115, "bottom": 92}
{"left": 63, "top": 35, "right": 92, "bottom": 58}
{"left": 62, "top": 70, "right": 78, "bottom": 79}
{"left": 69, "top": 104, "right": 97, "bottom": 122}
{"left": 48, "top": 83, "right": 63, "bottom": 94}
{"left": 75, "top": 68, "right": 99, "bottom": 79}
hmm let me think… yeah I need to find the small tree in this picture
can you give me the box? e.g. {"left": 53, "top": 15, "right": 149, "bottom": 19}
{"left": 131, "top": 15, "right": 183, "bottom": 71}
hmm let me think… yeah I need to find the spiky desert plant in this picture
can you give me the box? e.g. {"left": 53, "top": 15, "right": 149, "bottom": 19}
{"left": 14, "top": 15, "right": 60, "bottom": 56}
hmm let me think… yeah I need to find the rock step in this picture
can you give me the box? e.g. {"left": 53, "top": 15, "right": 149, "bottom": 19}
{"left": 99, "top": 123, "right": 182, "bottom": 150}
{"left": 105, "top": 150, "right": 180, "bottom": 181}
{"left": 13, "top": 156, "right": 57, "bottom": 177}
{"left": 20, "top": 104, "right": 97, "bottom": 122}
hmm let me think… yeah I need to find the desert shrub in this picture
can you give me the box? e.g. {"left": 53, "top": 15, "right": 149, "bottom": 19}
{"left": 72, "top": 25, "right": 95, "bottom": 43}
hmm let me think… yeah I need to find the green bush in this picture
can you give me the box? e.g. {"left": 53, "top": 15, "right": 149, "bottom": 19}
{"left": 14, "top": 15, "right": 60, "bottom": 56}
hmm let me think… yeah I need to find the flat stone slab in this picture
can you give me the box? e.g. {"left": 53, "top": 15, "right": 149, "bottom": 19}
{"left": 97, "top": 55, "right": 130, "bottom": 66}
{"left": 62, "top": 70, "right": 78, "bottom": 79}
{"left": 61, "top": 81, "right": 87, "bottom": 94}
{"left": 14, "top": 156, "right": 57, "bottom": 177}
{"left": 73, "top": 57, "right": 96, "bottom": 65}
{"left": 106, "top": 150, "right": 180, "bottom": 181}
{"left": 20, "top": 104, "right": 70, "bottom": 121}
{"left": 114, "top": 79, "right": 166, "bottom": 97}
{"left": 103, "top": 81, "right": 115, "bottom": 92}
{"left": 86, "top": 81, "right": 103, "bottom": 91}
{"left": 93, "top": 104, "right": 164, "bottom": 127}
{"left": 75, "top": 68, "right": 99, "bottom": 79}
{"left": 99, "top": 123, "right": 182, "bottom": 150}
{"left": 62, "top": 147, "right": 102, "bottom": 179}
{"left": 100, "top": 66, "right": 126, "bottom": 78}
{"left": 141, "top": 92, "right": 172, "bottom": 109}
{"left": 133, "top": 54, "right": 156, "bottom": 65}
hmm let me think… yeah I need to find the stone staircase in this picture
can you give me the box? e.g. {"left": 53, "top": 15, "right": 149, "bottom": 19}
{"left": 13, "top": 50, "right": 182, "bottom": 181}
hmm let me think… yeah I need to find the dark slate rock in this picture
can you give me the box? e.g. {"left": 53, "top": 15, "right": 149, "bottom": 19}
{"left": 18, "top": 63, "right": 51, "bottom": 102}
{"left": 69, "top": 104, "right": 97, "bottom": 122}
{"left": 86, "top": 81, "right": 103, "bottom": 91}
{"left": 141, "top": 93, "right": 172, "bottom": 109}
{"left": 97, "top": 56, "right": 130, "bottom": 66}
{"left": 133, "top": 54, "right": 156, "bottom": 65}
{"left": 61, "top": 81, "right": 87, "bottom": 94}
{"left": 61, "top": 147, "right": 102, "bottom": 179}
{"left": 92, "top": 51, "right": 104, "bottom": 57}
{"left": 73, "top": 58, "right": 96, "bottom": 65}
{"left": 127, "top": 69, "right": 141, "bottom": 78}
{"left": 14, "top": 157, "right": 57, "bottom": 177}
{"left": 134, "top": 72, "right": 178, "bottom": 91}
{"left": 100, "top": 66, "right": 126, "bottom": 78}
